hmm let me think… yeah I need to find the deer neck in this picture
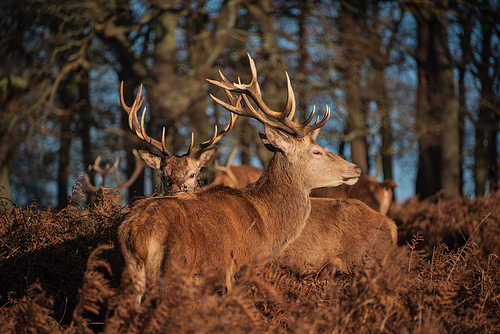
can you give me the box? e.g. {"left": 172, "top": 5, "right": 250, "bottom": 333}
{"left": 247, "top": 152, "right": 311, "bottom": 253}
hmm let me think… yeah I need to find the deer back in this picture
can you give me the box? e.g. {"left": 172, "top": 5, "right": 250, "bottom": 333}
{"left": 278, "top": 197, "right": 397, "bottom": 277}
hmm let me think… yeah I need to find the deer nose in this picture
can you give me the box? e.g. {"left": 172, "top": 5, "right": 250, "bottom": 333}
{"left": 355, "top": 166, "right": 362, "bottom": 175}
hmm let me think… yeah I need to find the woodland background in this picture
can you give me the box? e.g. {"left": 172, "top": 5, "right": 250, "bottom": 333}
{"left": 1, "top": 1, "right": 500, "bottom": 333}
{"left": 1, "top": 0, "right": 500, "bottom": 210}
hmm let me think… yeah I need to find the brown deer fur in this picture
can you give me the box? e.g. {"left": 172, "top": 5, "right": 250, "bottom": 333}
{"left": 310, "top": 176, "right": 397, "bottom": 215}
{"left": 277, "top": 198, "right": 397, "bottom": 277}
{"left": 213, "top": 164, "right": 397, "bottom": 215}
{"left": 120, "top": 82, "right": 236, "bottom": 194}
{"left": 118, "top": 125, "right": 361, "bottom": 306}
{"left": 139, "top": 147, "right": 217, "bottom": 193}
{"left": 213, "top": 164, "right": 263, "bottom": 188}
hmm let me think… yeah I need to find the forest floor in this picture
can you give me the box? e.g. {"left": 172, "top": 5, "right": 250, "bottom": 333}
{"left": 1, "top": 181, "right": 499, "bottom": 333}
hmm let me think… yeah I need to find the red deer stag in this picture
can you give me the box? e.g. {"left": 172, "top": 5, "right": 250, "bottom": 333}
{"left": 212, "top": 147, "right": 263, "bottom": 188}
{"left": 84, "top": 149, "right": 146, "bottom": 204}
{"left": 120, "top": 82, "right": 236, "bottom": 194}
{"left": 310, "top": 176, "right": 397, "bottom": 215}
{"left": 158, "top": 129, "right": 396, "bottom": 277}
{"left": 117, "top": 54, "right": 361, "bottom": 306}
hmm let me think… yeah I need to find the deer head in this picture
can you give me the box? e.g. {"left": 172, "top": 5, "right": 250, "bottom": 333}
{"left": 120, "top": 82, "right": 237, "bottom": 193}
{"left": 207, "top": 54, "right": 361, "bottom": 191}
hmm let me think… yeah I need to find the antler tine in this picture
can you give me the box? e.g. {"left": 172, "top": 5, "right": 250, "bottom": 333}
{"left": 188, "top": 111, "right": 238, "bottom": 156}
{"left": 208, "top": 74, "right": 293, "bottom": 134}
{"left": 187, "top": 74, "right": 239, "bottom": 157}
{"left": 226, "top": 146, "right": 238, "bottom": 166}
{"left": 214, "top": 146, "right": 239, "bottom": 187}
{"left": 209, "top": 54, "right": 329, "bottom": 137}
{"left": 120, "top": 81, "right": 174, "bottom": 157}
{"left": 310, "top": 116, "right": 321, "bottom": 141}
{"left": 84, "top": 161, "right": 99, "bottom": 193}
{"left": 303, "top": 105, "right": 330, "bottom": 134}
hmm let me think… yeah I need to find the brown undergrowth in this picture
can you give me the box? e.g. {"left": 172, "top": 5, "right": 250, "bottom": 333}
{"left": 0, "top": 184, "right": 499, "bottom": 333}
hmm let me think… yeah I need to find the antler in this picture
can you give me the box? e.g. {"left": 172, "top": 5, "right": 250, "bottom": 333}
{"left": 114, "top": 149, "right": 146, "bottom": 192}
{"left": 84, "top": 149, "right": 146, "bottom": 194}
{"left": 214, "top": 146, "right": 239, "bottom": 187}
{"left": 84, "top": 155, "right": 120, "bottom": 193}
{"left": 186, "top": 81, "right": 238, "bottom": 156}
{"left": 120, "top": 82, "right": 173, "bottom": 157}
{"left": 207, "top": 54, "right": 330, "bottom": 138}
{"left": 120, "top": 81, "right": 237, "bottom": 158}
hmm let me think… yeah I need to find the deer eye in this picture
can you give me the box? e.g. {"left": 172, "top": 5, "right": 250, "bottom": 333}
{"left": 190, "top": 173, "right": 195, "bottom": 178}
{"left": 313, "top": 150, "right": 322, "bottom": 155}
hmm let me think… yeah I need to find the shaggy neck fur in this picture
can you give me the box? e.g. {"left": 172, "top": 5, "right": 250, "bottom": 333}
{"left": 244, "top": 151, "right": 312, "bottom": 254}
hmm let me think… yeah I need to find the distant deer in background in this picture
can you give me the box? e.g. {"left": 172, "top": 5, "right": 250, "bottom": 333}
{"left": 120, "top": 82, "right": 237, "bottom": 194}
{"left": 310, "top": 177, "right": 397, "bottom": 215}
{"left": 84, "top": 149, "right": 146, "bottom": 204}
{"left": 117, "top": 55, "right": 361, "bottom": 306}
{"left": 213, "top": 147, "right": 263, "bottom": 188}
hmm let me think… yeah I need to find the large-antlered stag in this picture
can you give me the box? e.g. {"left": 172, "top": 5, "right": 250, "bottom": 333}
{"left": 117, "top": 55, "right": 361, "bottom": 306}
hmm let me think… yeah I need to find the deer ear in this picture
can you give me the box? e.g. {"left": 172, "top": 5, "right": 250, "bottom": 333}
{"left": 138, "top": 150, "right": 163, "bottom": 170}
{"left": 262, "top": 124, "right": 294, "bottom": 152}
{"left": 258, "top": 131, "right": 278, "bottom": 152}
{"left": 196, "top": 146, "right": 218, "bottom": 167}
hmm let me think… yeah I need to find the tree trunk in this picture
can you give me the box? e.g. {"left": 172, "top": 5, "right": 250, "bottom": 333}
{"left": 412, "top": 0, "right": 459, "bottom": 200}
{"left": 457, "top": 9, "right": 471, "bottom": 196}
{"left": 339, "top": 3, "right": 369, "bottom": 175}
{"left": 0, "top": 99, "right": 16, "bottom": 211}
{"left": 475, "top": 13, "right": 496, "bottom": 197}
{"left": 0, "top": 165, "right": 13, "bottom": 215}
{"left": 57, "top": 80, "right": 75, "bottom": 208}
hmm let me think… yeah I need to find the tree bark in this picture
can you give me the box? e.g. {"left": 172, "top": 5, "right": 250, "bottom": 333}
{"left": 57, "top": 80, "right": 75, "bottom": 208}
{"left": 412, "top": 0, "right": 460, "bottom": 200}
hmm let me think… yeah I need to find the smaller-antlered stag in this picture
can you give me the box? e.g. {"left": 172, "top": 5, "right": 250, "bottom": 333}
{"left": 117, "top": 55, "right": 361, "bottom": 306}
{"left": 120, "top": 82, "right": 237, "bottom": 194}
